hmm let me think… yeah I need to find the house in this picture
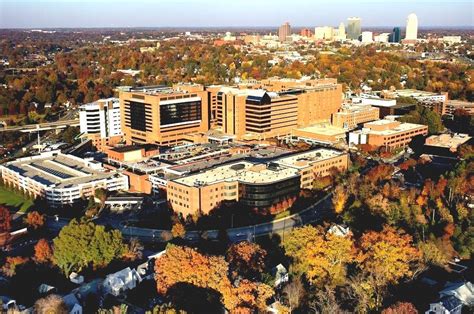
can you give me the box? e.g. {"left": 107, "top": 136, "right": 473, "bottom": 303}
{"left": 327, "top": 224, "right": 351, "bottom": 237}
{"left": 38, "top": 283, "right": 56, "bottom": 295}
{"left": 439, "top": 281, "right": 474, "bottom": 305}
{"left": 426, "top": 281, "right": 474, "bottom": 314}
{"left": 62, "top": 293, "right": 82, "bottom": 314}
{"left": 0, "top": 296, "right": 17, "bottom": 311}
{"left": 426, "top": 296, "right": 462, "bottom": 314}
{"left": 102, "top": 267, "right": 143, "bottom": 297}
{"left": 271, "top": 264, "right": 289, "bottom": 287}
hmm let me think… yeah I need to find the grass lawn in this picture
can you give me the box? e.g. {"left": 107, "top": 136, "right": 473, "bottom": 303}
{"left": 0, "top": 186, "right": 34, "bottom": 213}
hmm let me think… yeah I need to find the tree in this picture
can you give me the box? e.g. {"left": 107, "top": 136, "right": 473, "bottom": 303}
{"left": 357, "top": 226, "right": 422, "bottom": 284}
{"left": 1, "top": 256, "right": 29, "bottom": 277}
{"left": 94, "top": 188, "right": 107, "bottom": 206}
{"left": 61, "top": 126, "right": 79, "bottom": 144}
{"left": 34, "top": 239, "right": 53, "bottom": 264}
{"left": 24, "top": 211, "right": 45, "bottom": 229}
{"left": 53, "top": 219, "right": 125, "bottom": 276}
{"left": 155, "top": 245, "right": 236, "bottom": 310}
{"left": 0, "top": 205, "right": 11, "bottom": 233}
{"left": 171, "top": 222, "right": 186, "bottom": 239}
{"left": 381, "top": 302, "right": 417, "bottom": 314}
{"left": 233, "top": 279, "right": 274, "bottom": 312}
{"left": 310, "top": 286, "right": 342, "bottom": 314}
{"left": 400, "top": 105, "right": 443, "bottom": 134}
{"left": 154, "top": 244, "right": 273, "bottom": 311}
{"left": 332, "top": 185, "right": 348, "bottom": 214}
{"left": 283, "top": 225, "right": 355, "bottom": 287}
{"left": 123, "top": 238, "right": 144, "bottom": 261}
{"left": 226, "top": 241, "right": 267, "bottom": 279}
{"left": 34, "top": 294, "right": 68, "bottom": 314}
{"left": 282, "top": 277, "right": 304, "bottom": 312}
{"left": 356, "top": 226, "right": 422, "bottom": 309}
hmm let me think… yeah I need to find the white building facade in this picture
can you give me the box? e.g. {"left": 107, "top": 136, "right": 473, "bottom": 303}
{"left": 79, "top": 98, "right": 122, "bottom": 139}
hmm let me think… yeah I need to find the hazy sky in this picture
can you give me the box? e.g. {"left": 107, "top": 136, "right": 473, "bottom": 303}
{"left": 0, "top": 0, "right": 473, "bottom": 28}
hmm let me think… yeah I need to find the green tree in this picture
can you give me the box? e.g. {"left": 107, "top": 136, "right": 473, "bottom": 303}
{"left": 400, "top": 105, "right": 443, "bottom": 134}
{"left": 53, "top": 219, "right": 125, "bottom": 276}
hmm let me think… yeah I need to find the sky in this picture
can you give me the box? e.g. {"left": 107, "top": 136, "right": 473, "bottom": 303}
{"left": 0, "top": 0, "right": 473, "bottom": 28}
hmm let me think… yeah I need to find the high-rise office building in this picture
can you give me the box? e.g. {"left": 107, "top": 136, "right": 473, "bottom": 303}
{"left": 405, "top": 13, "right": 418, "bottom": 40}
{"left": 389, "top": 27, "right": 401, "bottom": 43}
{"left": 79, "top": 98, "right": 123, "bottom": 149}
{"left": 361, "top": 31, "right": 373, "bottom": 43}
{"left": 338, "top": 22, "right": 346, "bottom": 37}
{"left": 347, "top": 17, "right": 361, "bottom": 40}
{"left": 212, "top": 78, "right": 342, "bottom": 140}
{"left": 314, "top": 26, "right": 333, "bottom": 40}
{"left": 278, "top": 22, "right": 291, "bottom": 42}
{"left": 300, "top": 28, "right": 312, "bottom": 37}
{"left": 120, "top": 85, "right": 209, "bottom": 145}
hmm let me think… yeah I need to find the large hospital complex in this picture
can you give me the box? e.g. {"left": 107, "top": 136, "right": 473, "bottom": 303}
{"left": 1, "top": 77, "right": 444, "bottom": 215}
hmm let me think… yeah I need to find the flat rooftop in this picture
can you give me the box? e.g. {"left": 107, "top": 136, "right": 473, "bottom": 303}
{"left": 3, "top": 152, "right": 117, "bottom": 188}
{"left": 173, "top": 161, "right": 299, "bottom": 186}
{"left": 295, "top": 124, "right": 346, "bottom": 136}
{"left": 366, "top": 122, "right": 427, "bottom": 136}
{"left": 275, "top": 149, "right": 346, "bottom": 169}
{"left": 425, "top": 133, "right": 472, "bottom": 149}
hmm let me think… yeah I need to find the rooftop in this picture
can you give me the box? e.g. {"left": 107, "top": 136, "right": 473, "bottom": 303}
{"left": 275, "top": 148, "right": 345, "bottom": 169}
{"left": 295, "top": 124, "right": 347, "bottom": 136}
{"left": 425, "top": 133, "right": 472, "bottom": 149}
{"left": 174, "top": 161, "right": 300, "bottom": 186}
{"left": 2, "top": 151, "right": 118, "bottom": 188}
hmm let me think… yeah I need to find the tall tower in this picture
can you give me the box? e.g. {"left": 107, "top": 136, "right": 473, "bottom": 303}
{"left": 278, "top": 22, "right": 291, "bottom": 42}
{"left": 405, "top": 13, "right": 418, "bottom": 40}
{"left": 347, "top": 17, "right": 361, "bottom": 40}
{"left": 338, "top": 22, "right": 346, "bottom": 37}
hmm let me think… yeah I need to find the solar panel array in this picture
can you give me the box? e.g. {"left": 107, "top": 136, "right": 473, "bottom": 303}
{"left": 52, "top": 159, "right": 90, "bottom": 175}
{"left": 31, "top": 163, "right": 73, "bottom": 179}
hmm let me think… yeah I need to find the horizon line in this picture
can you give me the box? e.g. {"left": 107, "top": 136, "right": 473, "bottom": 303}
{"left": 1, "top": 25, "right": 473, "bottom": 30}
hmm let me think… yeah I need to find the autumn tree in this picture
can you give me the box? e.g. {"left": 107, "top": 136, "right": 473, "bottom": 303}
{"left": 1, "top": 256, "right": 29, "bottom": 277}
{"left": 34, "top": 294, "right": 68, "bottom": 314}
{"left": 356, "top": 226, "right": 422, "bottom": 309}
{"left": 226, "top": 241, "right": 267, "bottom": 279}
{"left": 357, "top": 226, "right": 422, "bottom": 283}
{"left": 0, "top": 205, "right": 11, "bottom": 233}
{"left": 381, "top": 302, "right": 418, "bottom": 314}
{"left": 171, "top": 222, "right": 186, "bottom": 239}
{"left": 53, "top": 219, "right": 125, "bottom": 276}
{"left": 24, "top": 211, "right": 45, "bottom": 230}
{"left": 233, "top": 279, "right": 274, "bottom": 312}
{"left": 155, "top": 245, "right": 273, "bottom": 312}
{"left": 283, "top": 225, "right": 355, "bottom": 287}
{"left": 155, "top": 245, "right": 236, "bottom": 309}
{"left": 282, "top": 277, "right": 305, "bottom": 312}
{"left": 332, "top": 185, "right": 348, "bottom": 214}
{"left": 34, "top": 238, "right": 53, "bottom": 264}
{"left": 122, "top": 238, "right": 144, "bottom": 261}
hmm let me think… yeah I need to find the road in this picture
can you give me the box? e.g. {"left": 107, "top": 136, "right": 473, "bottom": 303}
{"left": 46, "top": 193, "right": 333, "bottom": 244}
{"left": 0, "top": 119, "right": 79, "bottom": 133}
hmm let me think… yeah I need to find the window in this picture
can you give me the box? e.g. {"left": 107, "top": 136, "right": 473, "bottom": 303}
{"left": 160, "top": 100, "right": 202, "bottom": 125}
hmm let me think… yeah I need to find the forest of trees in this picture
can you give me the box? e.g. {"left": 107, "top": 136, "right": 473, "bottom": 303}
{"left": 1, "top": 33, "right": 473, "bottom": 123}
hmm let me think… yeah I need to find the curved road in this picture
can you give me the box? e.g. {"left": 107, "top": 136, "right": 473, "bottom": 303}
{"left": 46, "top": 193, "right": 333, "bottom": 244}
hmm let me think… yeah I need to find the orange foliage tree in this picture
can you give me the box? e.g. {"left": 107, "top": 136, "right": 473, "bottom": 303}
{"left": 332, "top": 185, "right": 348, "bottom": 214}
{"left": 34, "top": 239, "right": 53, "bottom": 263}
{"left": 155, "top": 245, "right": 273, "bottom": 311}
{"left": 0, "top": 205, "right": 11, "bottom": 233}
{"left": 24, "top": 211, "right": 45, "bottom": 230}
{"left": 357, "top": 226, "right": 422, "bottom": 284}
{"left": 1, "top": 256, "right": 29, "bottom": 277}
{"left": 226, "top": 241, "right": 267, "bottom": 279}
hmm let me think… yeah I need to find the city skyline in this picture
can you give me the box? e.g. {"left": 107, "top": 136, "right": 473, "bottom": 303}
{"left": 0, "top": 0, "right": 473, "bottom": 28}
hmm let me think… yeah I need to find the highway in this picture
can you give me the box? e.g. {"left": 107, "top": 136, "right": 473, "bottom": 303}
{"left": 0, "top": 119, "right": 79, "bottom": 133}
{"left": 46, "top": 193, "right": 333, "bottom": 244}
